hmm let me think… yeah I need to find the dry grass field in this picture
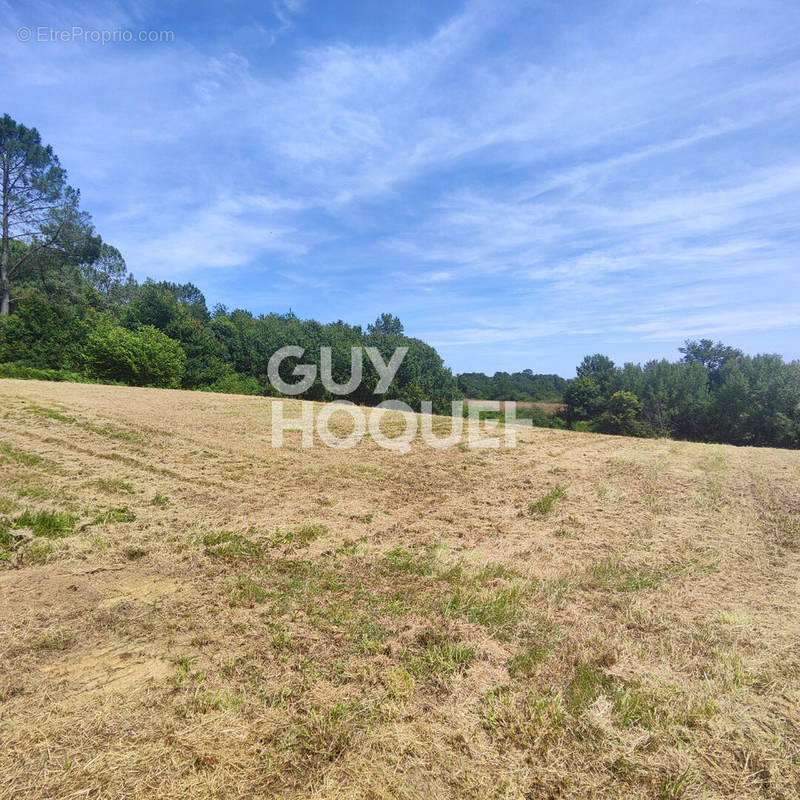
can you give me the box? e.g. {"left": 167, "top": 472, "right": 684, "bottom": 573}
{"left": 465, "top": 399, "right": 566, "bottom": 415}
{"left": 1, "top": 378, "right": 799, "bottom": 799}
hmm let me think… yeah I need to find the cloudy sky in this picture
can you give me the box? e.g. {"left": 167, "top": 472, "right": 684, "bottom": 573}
{"left": 2, "top": 0, "right": 799, "bottom": 375}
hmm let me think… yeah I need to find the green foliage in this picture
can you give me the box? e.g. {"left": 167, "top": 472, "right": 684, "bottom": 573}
{"left": 562, "top": 341, "right": 800, "bottom": 448}
{"left": 457, "top": 370, "right": 567, "bottom": 402}
{"left": 202, "top": 370, "right": 263, "bottom": 396}
{"left": 202, "top": 532, "right": 263, "bottom": 559}
{"left": 576, "top": 354, "right": 618, "bottom": 393}
{"left": 124, "top": 281, "right": 226, "bottom": 389}
{"left": 595, "top": 391, "right": 651, "bottom": 437}
{"left": 85, "top": 318, "right": 186, "bottom": 388}
{"left": 0, "top": 296, "right": 90, "bottom": 370}
{"left": 563, "top": 376, "right": 605, "bottom": 424}
{"left": 0, "top": 114, "right": 85, "bottom": 316}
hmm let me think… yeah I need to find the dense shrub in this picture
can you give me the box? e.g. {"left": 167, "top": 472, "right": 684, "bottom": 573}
{"left": 85, "top": 320, "right": 186, "bottom": 388}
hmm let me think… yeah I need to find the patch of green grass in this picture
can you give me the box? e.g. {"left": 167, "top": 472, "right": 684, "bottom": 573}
{"left": 613, "top": 687, "right": 658, "bottom": 729}
{"left": 16, "top": 486, "right": 51, "bottom": 500}
{"left": 202, "top": 531, "right": 263, "bottom": 559}
{"left": 384, "top": 666, "right": 415, "bottom": 701}
{"left": 228, "top": 574, "right": 269, "bottom": 607}
{"left": 383, "top": 545, "right": 438, "bottom": 576}
{"left": 0, "top": 526, "right": 18, "bottom": 561}
{"left": 587, "top": 559, "right": 661, "bottom": 592}
{"left": 352, "top": 512, "right": 373, "bottom": 523}
{"left": 292, "top": 523, "right": 327, "bottom": 545}
{"left": 0, "top": 497, "right": 15, "bottom": 515}
{"left": 475, "top": 562, "right": 518, "bottom": 583}
{"left": 404, "top": 630, "right": 475, "bottom": 677}
{"left": 26, "top": 405, "right": 73, "bottom": 423}
{"left": 565, "top": 663, "right": 614, "bottom": 714}
{"left": 12, "top": 510, "right": 76, "bottom": 538}
{"left": 92, "top": 507, "right": 136, "bottom": 524}
{"left": 588, "top": 559, "right": 622, "bottom": 585}
{"left": 23, "top": 406, "right": 141, "bottom": 441}
{"left": 84, "top": 423, "right": 141, "bottom": 441}
{"left": 659, "top": 769, "right": 695, "bottom": 799}
{"left": 0, "top": 441, "right": 42, "bottom": 467}
{"left": 507, "top": 616, "right": 560, "bottom": 677}
{"left": 618, "top": 570, "right": 661, "bottom": 592}
{"left": 94, "top": 478, "right": 134, "bottom": 494}
{"left": 152, "top": 493, "right": 169, "bottom": 507}
{"left": 268, "top": 525, "right": 328, "bottom": 547}
{"left": 441, "top": 586, "right": 522, "bottom": 637}
{"left": 347, "top": 619, "right": 392, "bottom": 655}
{"left": 190, "top": 690, "right": 244, "bottom": 713}
{"left": 529, "top": 486, "right": 566, "bottom": 515}
{"left": 268, "top": 524, "right": 327, "bottom": 549}
{"left": 508, "top": 644, "right": 551, "bottom": 676}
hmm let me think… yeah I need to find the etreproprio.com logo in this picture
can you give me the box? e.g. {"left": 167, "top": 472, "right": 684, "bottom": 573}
{"left": 267, "top": 346, "right": 530, "bottom": 452}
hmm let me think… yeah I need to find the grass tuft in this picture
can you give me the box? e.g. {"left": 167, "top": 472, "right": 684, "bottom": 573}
{"left": 405, "top": 630, "right": 475, "bottom": 676}
{"left": 92, "top": 507, "right": 137, "bottom": 524}
{"left": 530, "top": 486, "right": 566, "bottom": 515}
{"left": 12, "top": 510, "right": 76, "bottom": 538}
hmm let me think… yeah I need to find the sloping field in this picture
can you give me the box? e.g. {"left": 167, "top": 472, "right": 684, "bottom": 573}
{"left": 1, "top": 379, "right": 799, "bottom": 799}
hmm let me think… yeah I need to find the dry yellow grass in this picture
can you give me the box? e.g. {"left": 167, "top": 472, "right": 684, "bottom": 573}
{"left": 1, "top": 378, "right": 799, "bottom": 799}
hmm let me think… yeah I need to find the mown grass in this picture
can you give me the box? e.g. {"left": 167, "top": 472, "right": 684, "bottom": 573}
{"left": 202, "top": 531, "right": 263, "bottom": 559}
{"left": 1, "top": 381, "right": 798, "bottom": 800}
{"left": 92, "top": 507, "right": 137, "bottom": 524}
{"left": 530, "top": 485, "right": 566, "bottom": 515}
{"left": 25, "top": 405, "right": 142, "bottom": 441}
{"left": 0, "top": 441, "right": 42, "bottom": 467}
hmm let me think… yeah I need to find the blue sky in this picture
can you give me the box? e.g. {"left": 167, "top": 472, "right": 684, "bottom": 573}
{"left": 2, "top": 0, "right": 799, "bottom": 376}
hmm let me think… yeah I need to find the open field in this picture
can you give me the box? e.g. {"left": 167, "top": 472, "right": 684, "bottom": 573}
{"left": 466, "top": 399, "right": 565, "bottom": 415}
{"left": 1, "top": 379, "right": 799, "bottom": 799}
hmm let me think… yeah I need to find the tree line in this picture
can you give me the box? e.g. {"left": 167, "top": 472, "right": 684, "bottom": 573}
{"left": 561, "top": 344, "right": 800, "bottom": 448}
{"left": 0, "top": 113, "right": 458, "bottom": 413}
{"left": 457, "top": 370, "right": 567, "bottom": 402}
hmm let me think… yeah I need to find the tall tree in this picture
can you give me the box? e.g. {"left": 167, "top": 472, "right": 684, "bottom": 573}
{"left": 0, "top": 114, "right": 79, "bottom": 314}
{"left": 81, "top": 242, "right": 136, "bottom": 308}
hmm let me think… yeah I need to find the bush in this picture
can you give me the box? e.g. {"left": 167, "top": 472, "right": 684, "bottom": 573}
{"left": 85, "top": 320, "right": 186, "bottom": 388}
{"left": 202, "top": 370, "right": 263, "bottom": 396}
{"left": 0, "top": 296, "right": 89, "bottom": 370}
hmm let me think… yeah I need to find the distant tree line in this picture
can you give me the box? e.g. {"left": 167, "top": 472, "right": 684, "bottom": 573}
{"left": 561, "top": 343, "right": 800, "bottom": 448}
{"left": 457, "top": 370, "right": 567, "bottom": 402}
